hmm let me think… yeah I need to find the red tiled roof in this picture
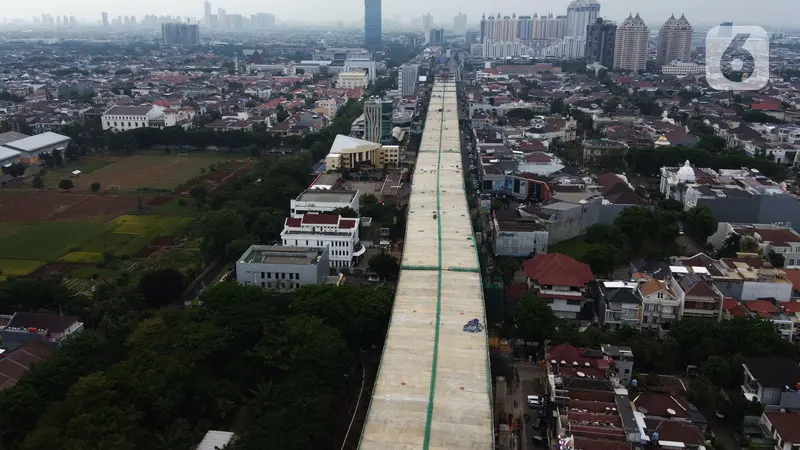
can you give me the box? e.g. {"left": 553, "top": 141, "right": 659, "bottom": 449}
{"left": 782, "top": 301, "right": 800, "bottom": 315}
{"left": 743, "top": 299, "right": 779, "bottom": 318}
{"left": 0, "top": 341, "right": 53, "bottom": 391}
{"left": 723, "top": 297, "right": 748, "bottom": 318}
{"left": 523, "top": 254, "right": 594, "bottom": 287}
{"left": 573, "top": 437, "right": 631, "bottom": 450}
{"left": 633, "top": 393, "right": 689, "bottom": 418}
{"left": 285, "top": 217, "right": 302, "bottom": 227}
{"left": 645, "top": 419, "right": 705, "bottom": 446}
{"left": 766, "top": 411, "right": 800, "bottom": 442}
{"left": 301, "top": 214, "right": 340, "bottom": 225}
{"left": 339, "top": 219, "right": 357, "bottom": 229}
{"left": 734, "top": 227, "right": 800, "bottom": 244}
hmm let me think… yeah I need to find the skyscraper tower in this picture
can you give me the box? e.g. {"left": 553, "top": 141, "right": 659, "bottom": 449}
{"left": 566, "top": 0, "right": 600, "bottom": 38}
{"left": 453, "top": 13, "right": 467, "bottom": 36}
{"left": 614, "top": 13, "right": 648, "bottom": 72}
{"left": 657, "top": 14, "right": 692, "bottom": 65}
{"left": 585, "top": 18, "right": 617, "bottom": 67}
{"left": 204, "top": 1, "right": 212, "bottom": 26}
{"left": 364, "top": 0, "right": 382, "bottom": 49}
{"left": 101, "top": 12, "right": 109, "bottom": 28}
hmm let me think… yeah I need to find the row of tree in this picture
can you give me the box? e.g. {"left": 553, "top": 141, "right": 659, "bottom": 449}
{"left": 626, "top": 146, "right": 787, "bottom": 181}
{"left": 62, "top": 99, "right": 364, "bottom": 157}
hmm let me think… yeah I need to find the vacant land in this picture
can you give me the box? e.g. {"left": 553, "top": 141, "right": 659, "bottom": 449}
{"left": 56, "top": 154, "right": 228, "bottom": 192}
{"left": 0, "top": 222, "right": 108, "bottom": 260}
{"left": 548, "top": 237, "right": 589, "bottom": 260}
{"left": 0, "top": 191, "right": 138, "bottom": 222}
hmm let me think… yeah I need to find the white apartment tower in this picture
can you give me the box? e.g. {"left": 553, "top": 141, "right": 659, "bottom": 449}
{"left": 657, "top": 14, "right": 693, "bottom": 65}
{"left": 614, "top": 13, "right": 649, "bottom": 72}
{"left": 566, "top": 0, "right": 600, "bottom": 38}
{"left": 453, "top": 13, "right": 467, "bottom": 36}
{"left": 399, "top": 64, "right": 420, "bottom": 97}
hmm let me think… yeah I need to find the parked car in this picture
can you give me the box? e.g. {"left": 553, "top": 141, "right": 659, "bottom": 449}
{"left": 527, "top": 395, "right": 542, "bottom": 408}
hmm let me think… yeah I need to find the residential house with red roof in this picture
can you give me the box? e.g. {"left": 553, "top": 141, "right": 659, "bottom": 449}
{"left": 281, "top": 213, "right": 364, "bottom": 269}
{"left": 759, "top": 411, "right": 800, "bottom": 450}
{"left": 523, "top": 254, "right": 595, "bottom": 321}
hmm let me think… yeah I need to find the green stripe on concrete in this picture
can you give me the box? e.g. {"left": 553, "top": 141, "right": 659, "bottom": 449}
{"left": 421, "top": 83, "right": 447, "bottom": 450}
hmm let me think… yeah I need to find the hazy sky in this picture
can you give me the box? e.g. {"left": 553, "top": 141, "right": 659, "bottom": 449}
{"left": 3, "top": 0, "right": 799, "bottom": 27}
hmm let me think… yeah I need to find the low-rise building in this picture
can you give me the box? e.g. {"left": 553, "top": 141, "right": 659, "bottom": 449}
{"left": 523, "top": 253, "right": 595, "bottom": 321}
{"left": 290, "top": 189, "right": 360, "bottom": 218}
{"left": 324, "top": 134, "right": 402, "bottom": 170}
{"left": 281, "top": 213, "right": 365, "bottom": 269}
{"left": 741, "top": 299, "right": 795, "bottom": 341}
{"left": 742, "top": 357, "right": 800, "bottom": 408}
{"left": 491, "top": 209, "right": 549, "bottom": 257}
{"left": 337, "top": 72, "right": 369, "bottom": 89}
{"left": 0, "top": 131, "right": 71, "bottom": 164}
{"left": 101, "top": 104, "right": 163, "bottom": 132}
{"left": 598, "top": 281, "right": 643, "bottom": 330}
{"left": 0, "top": 312, "right": 83, "bottom": 349}
{"left": 759, "top": 411, "right": 800, "bottom": 448}
{"left": 235, "top": 245, "right": 330, "bottom": 289}
{"left": 0, "top": 341, "right": 53, "bottom": 390}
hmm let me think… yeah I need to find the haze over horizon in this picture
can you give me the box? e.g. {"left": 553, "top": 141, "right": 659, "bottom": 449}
{"left": 2, "top": 0, "right": 798, "bottom": 27}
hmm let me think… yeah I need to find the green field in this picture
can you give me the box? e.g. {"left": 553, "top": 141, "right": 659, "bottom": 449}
{"left": 0, "top": 213, "right": 195, "bottom": 279}
{"left": 0, "top": 222, "right": 109, "bottom": 260}
{"left": 0, "top": 259, "right": 46, "bottom": 280}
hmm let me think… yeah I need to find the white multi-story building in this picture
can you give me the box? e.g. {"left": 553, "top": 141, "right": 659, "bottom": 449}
{"left": 565, "top": 0, "right": 600, "bottom": 38}
{"left": 661, "top": 62, "right": 705, "bottom": 76}
{"left": 281, "top": 213, "right": 366, "bottom": 269}
{"left": 399, "top": 64, "right": 419, "bottom": 97}
{"left": 482, "top": 39, "right": 537, "bottom": 59}
{"left": 542, "top": 36, "right": 586, "bottom": 59}
{"left": 337, "top": 72, "right": 369, "bottom": 89}
{"left": 614, "top": 13, "right": 648, "bottom": 72}
{"left": 101, "top": 105, "right": 164, "bottom": 131}
{"left": 344, "top": 59, "right": 377, "bottom": 81}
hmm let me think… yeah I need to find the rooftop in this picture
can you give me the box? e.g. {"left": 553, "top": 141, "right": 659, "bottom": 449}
{"left": 6, "top": 312, "right": 80, "bottom": 334}
{"left": 239, "top": 245, "right": 325, "bottom": 266}
{"left": 4, "top": 132, "right": 71, "bottom": 153}
{"left": 295, "top": 190, "right": 357, "bottom": 204}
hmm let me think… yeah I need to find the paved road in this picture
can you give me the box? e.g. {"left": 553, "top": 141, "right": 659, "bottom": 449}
{"left": 502, "top": 361, "right": 546, "bottom": 450}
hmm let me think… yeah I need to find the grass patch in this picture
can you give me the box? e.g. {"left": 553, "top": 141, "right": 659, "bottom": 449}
{"left": 548, "top": 237, "right": 590, "bottom": 261}
{"left": 59, "top": 251, "right": 104, "bottom": 264}
{"left": 0, "top": 259, "right": 46, "bottom": 280}
{"left": 0, "top": 222, "right": 109, "bottom": 260}
{"left": 0, "top": 222, "right": 29, "bottom": 238}
{"left": 80, "top": 231, "right": 134, "bottom": 253}
{"left": 151, "top": 198, "right": 202, "bottom": 217}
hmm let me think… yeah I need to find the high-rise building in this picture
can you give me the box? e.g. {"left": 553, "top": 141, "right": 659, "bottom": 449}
{"left": 480, "top": 14, "right": 520, "bottom": 42}
{"left": 422, "top": 13, "right": 434, "bottom": 38}
{"left": 585, "top": 18, "right": 617, "bottom": 67}
{"left": 453, "top": 12, "right": 467, "bottom": 36}
{"left": 657, "top": 14, "right": 692, "bottom": 65}
{"left": 566, "top": 0, "right": 600, "bottom": 38}
{"left": 101, "top": 12, "right": 108, "bottom": 28}
{"left": 429, "top": 28, "right": 445, "bottom": 46}
{"left": 531, "top": 13, "right": 567, "bottom": 40}
{"left": 161, "top": 22, "right": 201, "bottom": 46}
{"left": 399, "top": 64, "right": 419, "bottom": 97}
{"left": 613, "top": 13, "right": 648, "bottom": 72}
{"left": 364, "top": 97, "right": 393, "bottom": 144}
{"left": 364, "top": 0, "right": 382, "bottom": 49}
{"left": 204, "top": 1, "right": 212, "bottom": 25}
{"left": 217, "top": 8, "right": 227, "bottom": 30}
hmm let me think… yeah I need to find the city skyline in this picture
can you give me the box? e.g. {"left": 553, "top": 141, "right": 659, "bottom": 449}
{"left": 1, "top": 0, "right": 799, "bottom": 27}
